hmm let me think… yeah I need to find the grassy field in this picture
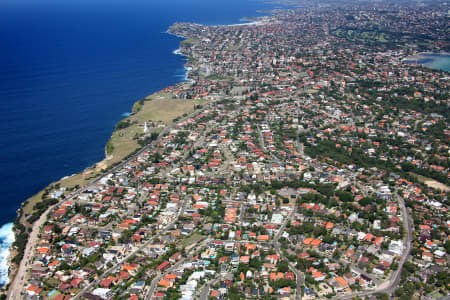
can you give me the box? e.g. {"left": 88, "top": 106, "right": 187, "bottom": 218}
{"left": 331, "top": 28, "right": 393, "bottom": 44}
{"left": 105, "top": 93, "right": 209, "bottom": 167}
{"left": 409, "top": 172, "right": 450, "bottom": 192}
{"left": 205, "top": 74, "right": 233, "bottom": 81}
{"left": 178, "top": 232, "right": 204, "bottom": 249}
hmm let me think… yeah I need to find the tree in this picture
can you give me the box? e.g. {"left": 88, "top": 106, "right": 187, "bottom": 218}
{"left": 394, "top": 288, "right": 404, "bottom": 297}
{"left": 277, "top": 260, "right": 289, "bottom": 273}
{"left": 275, "top": 199, "right": 281, "bottom": 207}
{"left": 375, "top": 293, "right": 389, "bottom": 300}
{"left": 445, "top": 240, "right": 450, "bottom": 254}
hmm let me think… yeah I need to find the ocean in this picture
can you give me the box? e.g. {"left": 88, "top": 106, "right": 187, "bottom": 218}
{"left": 0, "top": 0, "right": 286, "bottom": 286}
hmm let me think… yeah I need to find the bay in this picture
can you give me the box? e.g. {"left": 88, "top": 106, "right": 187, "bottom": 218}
{"left": 404, "top": 53, "right": 450, "bottom": 72}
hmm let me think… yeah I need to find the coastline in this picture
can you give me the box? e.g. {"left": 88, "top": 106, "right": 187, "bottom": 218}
{"left": 403, "top": 52, "right": 450, "bottom": 71}
{"left": 166, "top": 16, "right": 269, "bottom": 30}
{"left": 172, "top": 48, "right": 193, "bottom": 82}
{"left": 0, "top": 223, "right": 14, "bottom": 287}
{"left": 212, "top": 19, "right": 268, "bottom": 27}
{"left": 3, "top": 45, "right": 204, "bottom": 295}
{"left": 403, "top": 51, "right": 450, "bottom": 60}
{"left": 3, "top": 13, "right": 266, "bottom": 294}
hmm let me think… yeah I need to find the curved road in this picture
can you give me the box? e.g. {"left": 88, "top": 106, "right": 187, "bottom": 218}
{"left": 7, "top": 102, "right": 213, "bottom": 299}
{"left": 336, "top": 191, "right": 413, "bottom": 299}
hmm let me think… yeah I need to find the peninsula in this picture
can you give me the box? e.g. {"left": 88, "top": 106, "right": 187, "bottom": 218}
{"left": 4, "top": 1, "right": 449, "bottom": 299}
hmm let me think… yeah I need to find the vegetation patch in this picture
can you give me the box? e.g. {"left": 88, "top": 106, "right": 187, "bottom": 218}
{"left": 205, "top": 73, "right": 232, "bottom": 81}
{"left": 105, "top": 140, "right": 114, "bottom": 155}
{"left": 331, "top": 28, "right": 395, "bottom": 45}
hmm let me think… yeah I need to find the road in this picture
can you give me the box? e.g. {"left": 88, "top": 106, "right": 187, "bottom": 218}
{"left": 257, "top": 123, "right": 283, "bottom": 166}
{"left": 145, "top": 257, "right": 187, "bottom": 300}
{"left": 335, "top": 191, "right": 413, "bottom": 299}
{"left": 239, "top": 204, "right": 246, "bottom": 223}
{"left": 271, "top": 207, "right": 295, "bottom": 246}
{"left": 73, "top": 193, "right": 191, "bottom": 299}
{"left": 218, "top": 143, "right": 234, "bottom": 171}
{"left": 256, "top": 124, "right": 265, "bottom": 149}
{"left": 296, "top": 126, "right": 304, "bottom": 157}
{"left": 144, "top": 238, "right": 208, "bottom": 300}
{"left": 7, "top": 201, "right": 55, "bottom": 300}
{"left": 7, "top": 103, "right": 213, "bottom": 299}
{"left": 199, "top": 277, "right": 220, "bottom": 300}
{"left": 275, "top": 240, "right": 303, "bottom": 300}
{"left": 8, "top": 169, "right": 102, "bottom": 299}
{"left": 272, "top": 208, "right": 303, "bottom": 300}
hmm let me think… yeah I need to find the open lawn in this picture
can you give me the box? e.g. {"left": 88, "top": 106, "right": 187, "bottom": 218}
{"left": 331, "top": 28, "right": 393, "bottom": 45}
{"left": 306, "top": 89, "right": 319, "bottom": 94}
{"left": 178, "top": 232, "right": 204, "bottom": 249}
{"left": 409, "top": 172, "right": 450, "bottom": 192}
{"left": 106, "top": 93, "right": 209, "bottom": 167}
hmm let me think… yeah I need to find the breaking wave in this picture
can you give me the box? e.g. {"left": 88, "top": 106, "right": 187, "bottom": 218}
{"left": 173, "top": 48, "right": 183, "bottom": 56}
{"left": 0, "top": 222, "right": 14, "bottom": 287}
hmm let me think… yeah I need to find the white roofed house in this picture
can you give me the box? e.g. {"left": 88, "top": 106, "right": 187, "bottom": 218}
{"left": 50, "top": 190, "right": 64, "bottom": 199}
{"left": 376, "top": 185, "right": 392, "bottom": 200}
{"left": 388, "top": 240, "right": 404, "bottom": 256}
{"left": 92, "top": 288, "right": 112, "bottom": 299}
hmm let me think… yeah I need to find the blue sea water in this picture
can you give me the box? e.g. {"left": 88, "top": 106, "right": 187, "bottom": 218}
{"left": 421, "top": 54, "right": 450, "bottom": 72}
{"left": 404, "top": 54, "right": 450, "bottom": 72}
{"left": 0, "top": 0, "right": 284, "bottom": 286}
